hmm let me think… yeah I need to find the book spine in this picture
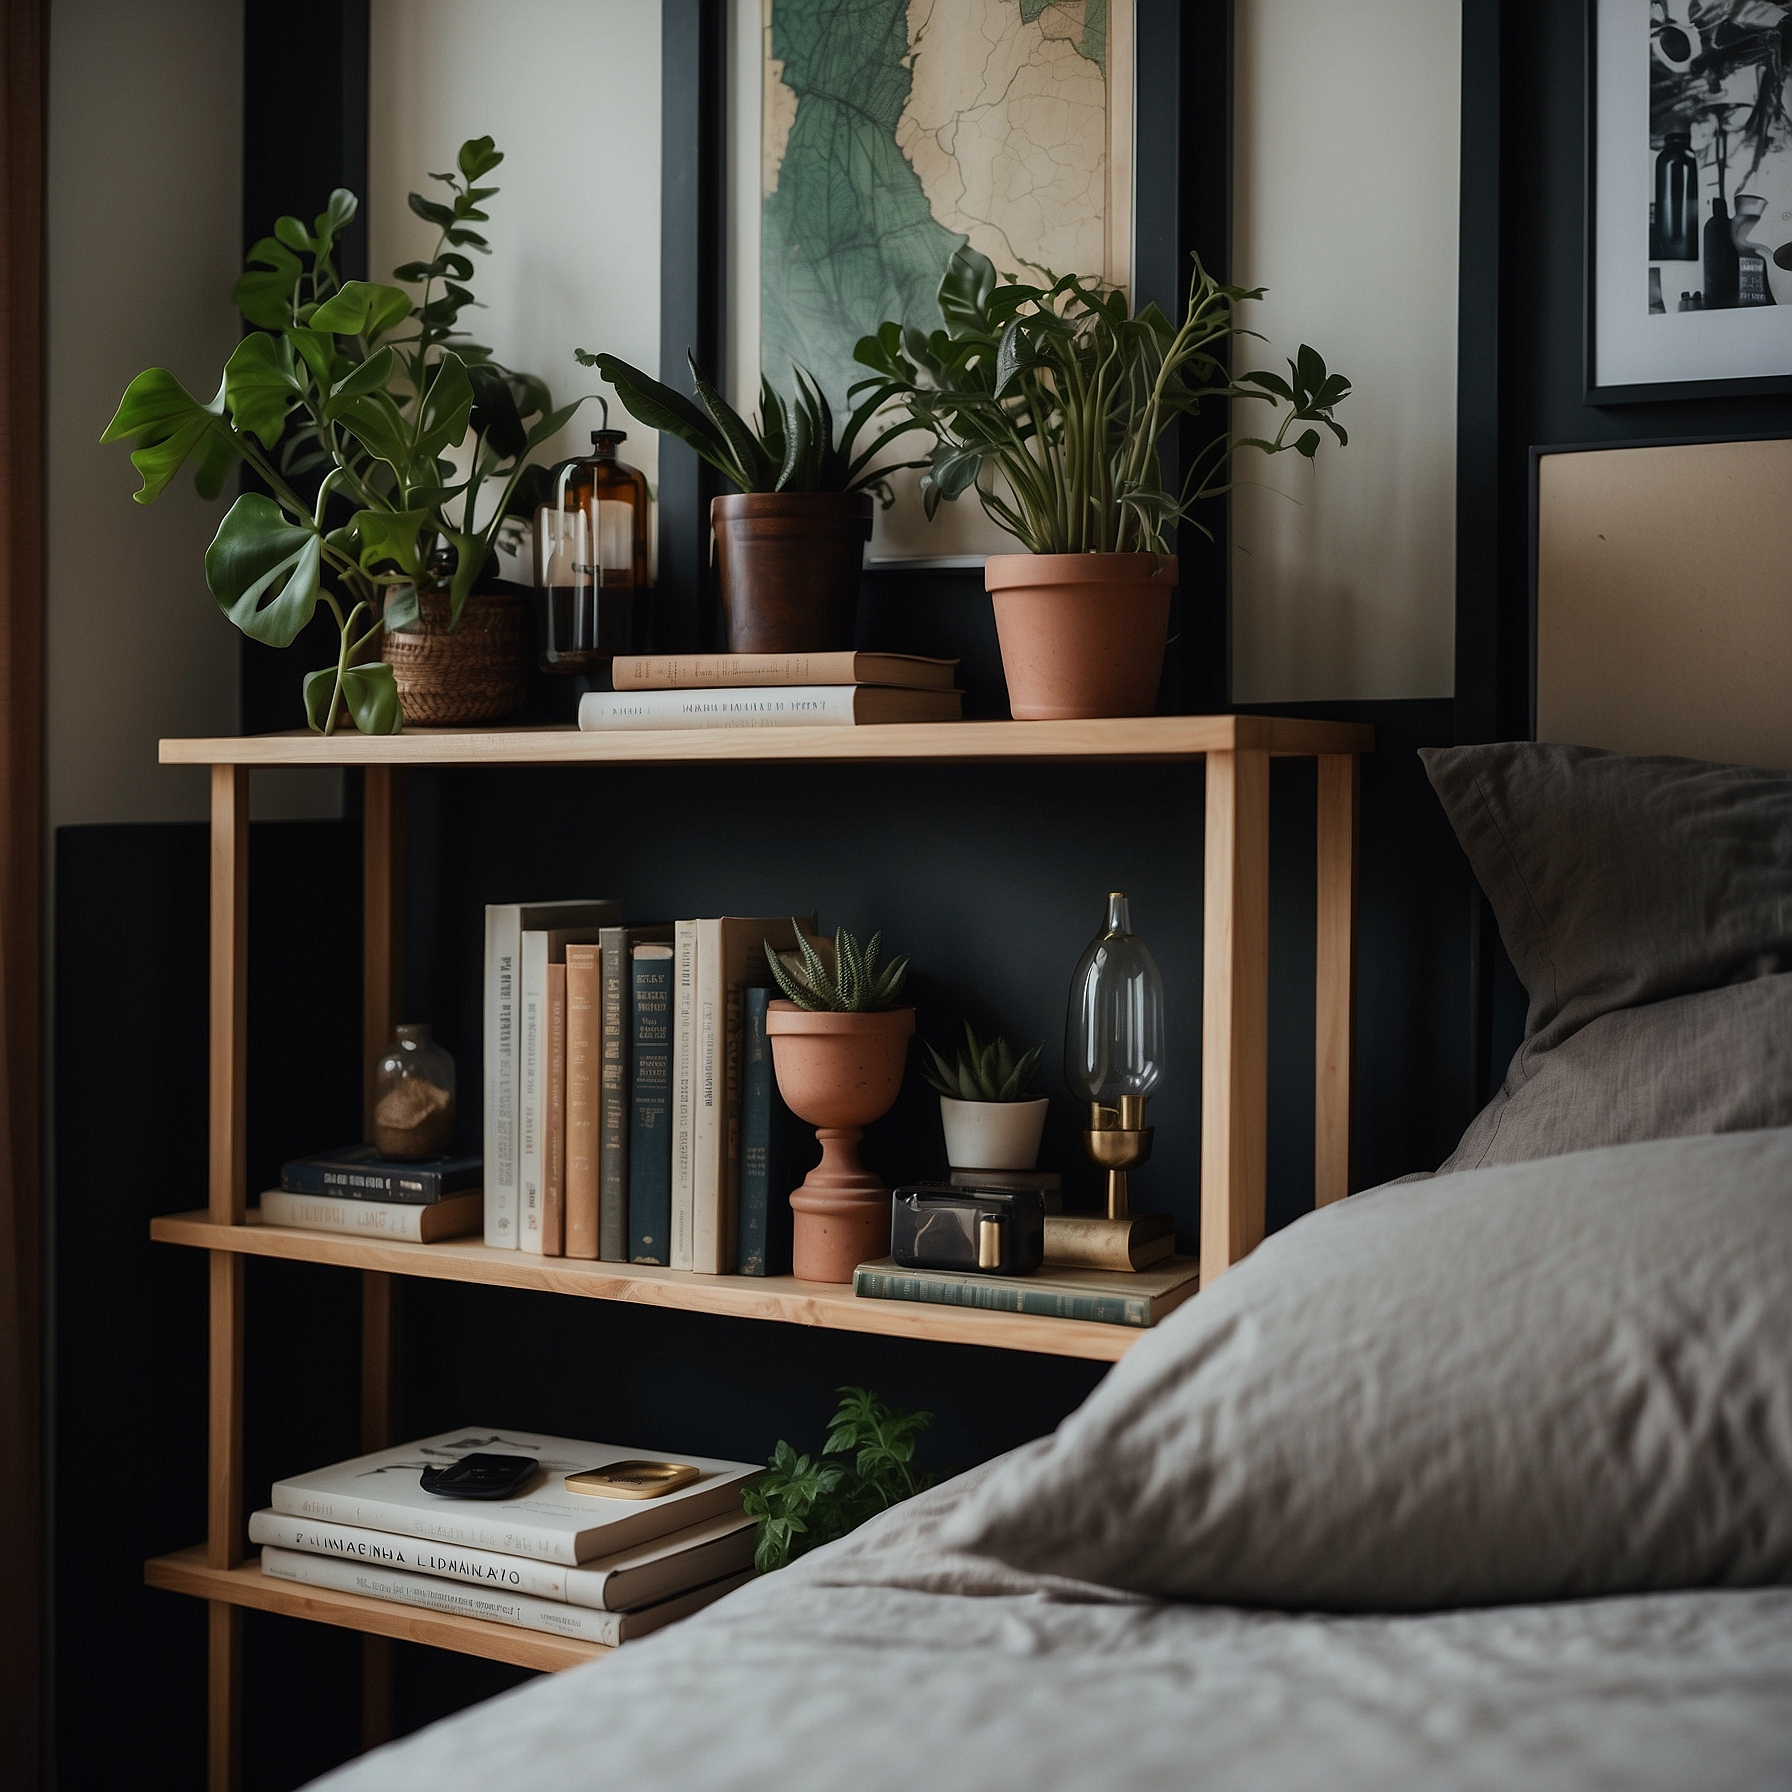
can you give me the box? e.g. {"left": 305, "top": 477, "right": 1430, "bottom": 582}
{"left": 563, "top": 945, "right": 601, "bottom": 1259}
{"left": 849, "top": 1266, "right": 1150, "bottom": 1327}
{"left": 281, "top": 1163, "right": 449, "bottom": 1203}
{"left": 597, "top": 928, "right": 631, "bottom": 1261}
{"left": 259, "top": 1546, "right": 625, "bottom": 1645}
{"left": 543, "top": 961, "right": 567, "bottom": 1256}
{"left": 627, "top": 951, "right": 674, "bottom": 1264}
{"left": 518, "top": 931, "right": 547, "bottom": 1254}
{"left": 691, "top": 920, "right": 724, "bottom": 1274}
{"left": 721, "top": 979, "right": 744, "bottom": 1273}
{"left": 579, "top": 687, "right": 859, "bottom": 730}
{"left": 670, "top": 922, "right": 697, "bottom": 1271}
{"left": 261, "top": 1189, "right": 432, "bottom": 1243}
{"left": 610, "top": 653, "right": 852, "bottom": 690}
{"left": 265, "top": 1492, "right": 583, "bottom": 1564}
{"left": 247, "top": 1510, "right": 571, "bottom": 1602}
{"left": 483, "top": 906, "right": 521, "bottom": 1247}
{"left": 737, "top": 987, "right": 772, "bottom": 1275}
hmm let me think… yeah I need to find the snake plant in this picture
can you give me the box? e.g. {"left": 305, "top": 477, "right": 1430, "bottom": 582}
{"left": 921, "top": 1023, "right": 1044, "bottom": 1102}
{"left": 764, "top": 923, "right": 910, "bottom": 1013}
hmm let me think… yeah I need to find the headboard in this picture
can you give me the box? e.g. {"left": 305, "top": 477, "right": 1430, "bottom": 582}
{"left": 1533, "top": 437, "right": 1792, "bottom": 771}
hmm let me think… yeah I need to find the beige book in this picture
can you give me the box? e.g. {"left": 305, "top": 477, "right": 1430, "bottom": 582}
{"left": 671, "top": 922, "right": 698, "bottom": 1270}
{"left": 610, "top": 651, "right": 959, "bottom": 691}
{"left": 564, "top": 945, "right": 602, "bottom": 1259}
{"left": 259, "top": 1189, "right": 482, "bottom": 1244}
{"left": 543, "top": 962, "right": 567, "bottom": 1256}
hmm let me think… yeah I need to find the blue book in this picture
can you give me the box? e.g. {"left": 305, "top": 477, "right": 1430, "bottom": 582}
{"left": 627, "top": 944, "right": 676, "bottom": 1264}
{"left": 736, "top": 987, "right": 796, "bottom": 1276}
{"left": 281, "top": 1143, "right": 483, "bottom": 1205}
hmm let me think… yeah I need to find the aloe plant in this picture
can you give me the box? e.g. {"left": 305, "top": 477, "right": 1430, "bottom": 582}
{"left": 921, "top": 1023, "right": 1043, "bottom": 1103}
{"left": 764, "top": 923, "right": 910, "bottom": 1013}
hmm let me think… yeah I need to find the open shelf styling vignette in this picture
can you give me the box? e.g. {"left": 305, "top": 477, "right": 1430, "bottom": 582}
{"left": 152, "top": 713, "right": 1370, "bottom": 1792}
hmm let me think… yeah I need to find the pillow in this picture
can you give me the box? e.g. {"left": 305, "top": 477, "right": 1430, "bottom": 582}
{"left": 943, "top": 1128, "right": 1792, "bottom": 1611}
{"left": 1422, "top": 743, "right": 1792, "bottom": 1167}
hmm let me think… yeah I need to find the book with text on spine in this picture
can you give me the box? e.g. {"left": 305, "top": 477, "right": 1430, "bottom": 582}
{"left": 578, "top": 685, "right": 962, "bottom": 730}
{"left": 851, "top": 1256, "right": 1202, "bottom": 1329}
{"left": 520, "top": 925, "right": 609, "bottom": 1256}
{"left": 259, "top": 1546, "right": 752, "bottom": 1646}
{"left": 280, "top": 1143, "right": 483, "bottom": 1204}
{"left": 259, "top": 1188, "right": 481, "bottom": 1244}
{"left": 611, "top": 652, "right": 959, "bottom": 691}
{"left": 628, "top": 944, "right": 676, "bottom": 1264}
{"left": 601, "top": 926, "right": 673, "bottom": 1262}
{"left": 564, "top": 944, "right": 602, "bottom": 1259}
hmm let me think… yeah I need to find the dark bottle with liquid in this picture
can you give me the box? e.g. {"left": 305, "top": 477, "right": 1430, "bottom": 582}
{"left": 533, "top": 426, "right": 651, "bottom": 673}
{"left": 1652, "top": 130, "right": 1699, "bottom": 261}
{"left": 1704, "top": 196, "right": 1741, "bottom": 309}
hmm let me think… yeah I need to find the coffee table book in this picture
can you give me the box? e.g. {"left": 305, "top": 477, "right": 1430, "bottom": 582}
{"left": 851, "top": 1256, "right": 1202, "bottom": 1328}
{"left": 260, "top": 1188, "right": 481, "bottom": 1243}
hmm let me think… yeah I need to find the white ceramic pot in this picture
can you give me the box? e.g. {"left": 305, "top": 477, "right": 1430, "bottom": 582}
{"left": 939, "top": 1095, "right": 1050, "bottom": 1171}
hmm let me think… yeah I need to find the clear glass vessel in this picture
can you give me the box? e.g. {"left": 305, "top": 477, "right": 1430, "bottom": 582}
{"left": 1064, "top": 892, "right": 1165, "bottom": 1110}
{"left": 373, "top": 1023, "right": 457, "bottom": 1159}
{"left": 533, "top": 424, "right": 651, "bottom": 673}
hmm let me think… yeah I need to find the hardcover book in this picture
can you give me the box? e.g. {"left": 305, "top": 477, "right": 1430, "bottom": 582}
{"left": 601, "top": 926, "right": 673, "bottom": 1261}
{"left": 671, "top": 922, "right": 697, "bottom": 1270}
{"left": 628, "top": 944, "right": 676, "bottom": 1264}
{"left": 578, "top": 686, "right": 963, "bottom": 731}
{"left": 269, "top": 1427, "right": 763, "bottom": 1565}
{"left": 563, "top": 944, "right": 602, "bottom": 1259}
{"left": 610, "top": 652, "right": 959, "bottom": 692}
{"left": 736, "top": 985, "right": 799, "bottom": 1276}
{"left": 259, "top": 1189, "right": 481, "bottom": 1244}
{"left": 520, "top": 926, "right": 609, "bottom": 1256}
{"left": 281, "top": 1143, "right": 483, "bottom": 1205}
{"left": 247, "top": 1507, "right": 756, "bottom": 1612}
{"left": 850, "top": 1256, "right": 1202, "bottom": 1328}
{"left": 259, "top": 1547, "right": 752, "bottom": 1646}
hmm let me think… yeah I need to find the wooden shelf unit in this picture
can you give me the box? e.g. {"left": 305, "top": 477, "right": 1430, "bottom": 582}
{"left": 151, "top": 713, "right": 1370, "bottom": 1791}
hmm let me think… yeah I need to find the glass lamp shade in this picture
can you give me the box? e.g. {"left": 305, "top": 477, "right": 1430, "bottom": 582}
{"left": 1064, "top": 892, "right": 1165, "bottom": 1105}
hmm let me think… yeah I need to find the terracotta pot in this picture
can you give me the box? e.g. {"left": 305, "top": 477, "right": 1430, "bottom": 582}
{"left": 984, "top": 553, "right": 1179, "bottom": 720}
{"left": 381, "top": 588, "right": 531, "bottom": 727}
{"left": 940, "top": 1095, "right": 1050, "bottom": 1172}
{"left": 711, "top": 492, "right": 873, "bottom": 653}
{"left": 764, "top": 1001, "right": 915, "bottom": 1283}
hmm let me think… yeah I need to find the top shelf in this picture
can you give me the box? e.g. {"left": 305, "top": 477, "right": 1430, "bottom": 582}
{"left": 159, "top": 715, "right": 1374, "bottom": 769}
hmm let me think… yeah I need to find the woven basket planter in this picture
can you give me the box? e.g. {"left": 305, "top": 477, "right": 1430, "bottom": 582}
{"left": 380, "top": 588, "right": 531, "bottom": 727}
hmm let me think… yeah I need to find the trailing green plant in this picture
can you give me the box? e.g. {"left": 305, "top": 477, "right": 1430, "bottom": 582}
{"left": 922, "top": 1022, "right": 1044, "bottom": 1103}
{"left": 850, "top": 245, "right": 1351, "bottom": 556}
{"left": 741, "top": 1386, "right": 935, "bottom": 1573}
{"left": 575, "top": 350, "right": 923, "bottom": 500}
{"left": 101, "top": 136, "right": 583, "bottom": 735}
{"left": 763, "top": 922, "right": 910, "bottom": 1013}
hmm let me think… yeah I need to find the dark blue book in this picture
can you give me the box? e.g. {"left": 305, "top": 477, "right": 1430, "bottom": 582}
{"left": 736, "top": 987, "right": 797, "bottom": 1276}
{"left": 280, "top": 1143, "right": 482, "bottom": 1205}
{"left": 628, "top": 943, "right": 676, "bottom": 1264}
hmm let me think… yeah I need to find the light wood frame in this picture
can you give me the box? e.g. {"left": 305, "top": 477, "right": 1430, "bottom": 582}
{"left": 158, "top": 714, "right": 1368, "bottom": 1789}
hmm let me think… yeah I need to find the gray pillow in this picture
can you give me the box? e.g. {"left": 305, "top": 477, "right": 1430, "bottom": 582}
{"left": 944, "top": 1128, "right": 1792, "bottom": 1611}
{"left": 1423, "top": 743, "right": 1792, "bottom": 1167}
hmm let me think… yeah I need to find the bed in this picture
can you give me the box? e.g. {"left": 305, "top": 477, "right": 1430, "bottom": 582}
{"left": 318, "top": 441, "right": 1792, "bottom": 1790}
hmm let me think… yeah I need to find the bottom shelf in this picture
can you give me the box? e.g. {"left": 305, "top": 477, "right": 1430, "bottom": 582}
{"left": 145, "top": 1547, "right": 609, "bottom": 1673}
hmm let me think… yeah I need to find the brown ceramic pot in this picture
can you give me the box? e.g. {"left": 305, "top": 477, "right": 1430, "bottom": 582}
{"left": 984, "top": 552, "right": 1179, "bottom": 720}
{"left": 381, "top": 587, "right": 531, "bottom": 727}
{"left": 764, "top": 1001, "right": 915, "bottom": 1283}
{"left": 711, "top": 492, "right": 873, "bottom": 653}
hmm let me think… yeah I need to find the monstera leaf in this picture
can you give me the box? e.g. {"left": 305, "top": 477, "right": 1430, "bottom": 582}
{"left": 203, "top": 495, "right": 323, "bottom": 648}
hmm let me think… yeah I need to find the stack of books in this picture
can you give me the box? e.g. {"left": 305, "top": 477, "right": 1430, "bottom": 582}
{"left": 265, "top": 1144, "right": 484, "bottom": 1242}
{"left": 250, "top": 1427, "right": 763, "bottom": 1647}
{"left": 485, "top": 903, "right": 808, "bottom": 1273}
{"left": 577, "top": 651, "right": 963, "bottom": 731}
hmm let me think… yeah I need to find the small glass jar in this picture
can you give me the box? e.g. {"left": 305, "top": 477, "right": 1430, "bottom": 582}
{"left": 533, "top": 425, "right": 651, "bottom": 673}
{"left": 373, "top": 1024, "right": 457, "bottom": 1160}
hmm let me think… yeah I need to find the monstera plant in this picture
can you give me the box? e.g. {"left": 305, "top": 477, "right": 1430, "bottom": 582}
{"left": 102, "top": 136, "right": 581, "bottom": 734}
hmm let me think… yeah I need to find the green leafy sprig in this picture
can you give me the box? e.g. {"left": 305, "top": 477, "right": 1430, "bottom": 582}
{"left": 922, "top": 1022, "right": 1044, "bottom": 1103}
{"left": 741, "top": 1386, "right": 935, "bottom": 1574}
{"left": 763, "top": 922, "right": 910, "bottom": 1013}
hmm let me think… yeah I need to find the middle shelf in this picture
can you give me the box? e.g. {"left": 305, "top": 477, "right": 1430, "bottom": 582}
{"left": 151, "top": 1211, "right": 1155, "bottom": 1362}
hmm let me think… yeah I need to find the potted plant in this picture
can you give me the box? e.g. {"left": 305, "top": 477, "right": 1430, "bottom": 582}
{"left": 852, "top": 249, "right": 1352, "bottom": 719}
{"left": 921, "top": 1023, "right": 1048, "bottom": 1172}
{"left": 102, "top": 136, "right": 583, "bottom": 733}
{"left": 578, "top": 351, "right": 923, "bottom": 654}
{"left": 762, "top": 922, "right": 914, "bottom": 1284}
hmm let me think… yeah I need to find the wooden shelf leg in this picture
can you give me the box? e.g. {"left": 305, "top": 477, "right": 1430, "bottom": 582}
{"left": 361, "top": 766, "right": 406, "bottom": 1749}
{"left": 208, "top": 1601, "right": 242, "bottom": 1792}
{"left": 1315, "top": 754, "right": 1360, "bottom": 1207}
{"left": 1200, "top": 748, "right": 1270, "bottom": 1286}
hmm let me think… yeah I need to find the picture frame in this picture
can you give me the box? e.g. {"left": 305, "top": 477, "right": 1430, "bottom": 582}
{"left": 1587, "top": 0, "right": 1792, "bottom": 404}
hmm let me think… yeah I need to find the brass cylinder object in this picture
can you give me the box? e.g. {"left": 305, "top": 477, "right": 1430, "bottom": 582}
{"left": 1082, "top": 1098, "right": 1154, "bottom": 1221}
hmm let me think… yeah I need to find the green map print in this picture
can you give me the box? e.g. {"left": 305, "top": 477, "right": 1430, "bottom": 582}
{"left": 762, "top": 0, "right": 965, "bottom": 413}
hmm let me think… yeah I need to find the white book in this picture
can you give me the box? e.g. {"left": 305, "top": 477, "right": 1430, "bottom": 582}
{"left": 484, "top": 901, "right": 621, "bottom": 1248}
{"left": 578, "top": 686, "right": 962, "bottom": 730}
{"left": 671, "top": 921, "right": 698, "bottom": 1271}
{"left": 259, "top": 1546, "right": 751, "bottom": 1646}
{"left": 269, "top": 1426, "right": 762, "bottom": 1565}
{"left": 259, "top": 1188, "right": 481, "bottom": 1244}
{"left": 247, "top": 1507, "right": 756, "bottom": 1611}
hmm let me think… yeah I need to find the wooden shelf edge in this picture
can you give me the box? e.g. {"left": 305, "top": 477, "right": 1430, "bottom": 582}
{"left": 157, "top": 714, "right": 1375, "bottom": 768}
{"left": 149, "top": 1212, "right": 1145, "bottom": 1362}
{"left": 145, "top": 1547, "right": 607, "bottom": 1673}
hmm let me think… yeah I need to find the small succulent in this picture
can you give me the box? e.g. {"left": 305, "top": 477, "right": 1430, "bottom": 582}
{"left": 922, "top": 1022, "right": 1044, "bottom": 1103}
{"left": 764, "top": 921, "right": 910, "bottom": 1013}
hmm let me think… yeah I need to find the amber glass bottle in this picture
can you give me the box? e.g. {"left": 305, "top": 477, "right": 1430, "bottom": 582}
{"left": 533, "top": 427, "right": 651, "bottom": 672}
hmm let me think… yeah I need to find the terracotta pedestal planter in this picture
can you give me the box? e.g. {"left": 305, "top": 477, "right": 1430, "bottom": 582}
{"left": 381, "top": 588, "right": 531, "bottom": 726}
{"left": 765, "top": 1002, "right": 915, "bottom": 1283}
{"left": 712, "top": 492, "right": 873, "bottom": 653}
{"left": 985, "top": 553, "right": 1178, "bottom": 720}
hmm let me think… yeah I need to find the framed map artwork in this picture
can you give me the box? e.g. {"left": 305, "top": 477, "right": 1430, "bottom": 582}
{"left": 729, "top": 0, "right": 1136, "bottom": 563}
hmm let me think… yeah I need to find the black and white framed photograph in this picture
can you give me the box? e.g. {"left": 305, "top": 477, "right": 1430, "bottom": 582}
{"left": 1590, "top": 0, "right": 1792, "bottom": 400}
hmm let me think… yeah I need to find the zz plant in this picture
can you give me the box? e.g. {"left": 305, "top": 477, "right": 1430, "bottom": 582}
{"left": 851, "top": 246, "right": 1351, "bottom": 555}
{"left": 922, "top": 1023, "right": 1044, "bottom": 1103}
{"left": 102, "top": 136, "right": 582, "bottom": 734}
{"left": 764, "top": 923, "right": 910, "bottom": 1012}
